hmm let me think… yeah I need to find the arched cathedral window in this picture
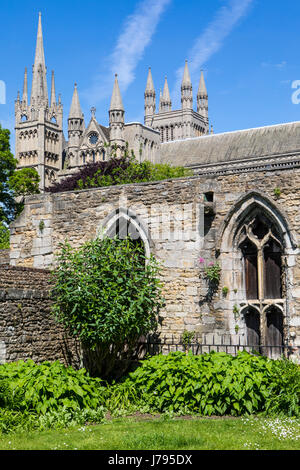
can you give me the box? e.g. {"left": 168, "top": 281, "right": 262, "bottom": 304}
{"left": 218, "top": 193, "right": 297, "bottom": 358}
{"left": 236, "top": 213, "right": 284, "bottom": 356}
{"left": 238, "top": 215, "right": 283, "bottom": 301}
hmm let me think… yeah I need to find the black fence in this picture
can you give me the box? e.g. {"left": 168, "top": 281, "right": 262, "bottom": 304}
{"left": 135, "top": 334, "right": 300, "bottom": 361}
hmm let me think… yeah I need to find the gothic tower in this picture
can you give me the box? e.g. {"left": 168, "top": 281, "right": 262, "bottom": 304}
{"left": 67, "top": 83, "right": 85, "bottom": 167}
{"left": 144, "top": 67, "right": 156, "bottom": 127}
{"left": 109, "top": 74, "right": 125, "bottom": 153}
{"left": 181, "top": 60, "right": 193, "bottom": 110}
{"left": 160, "top": 77, "right": 172, "bottom": 113}
{"left": 15, "top": 12, "right": 63, "bottom": 190}
{"left": 197, "top": 70, "right": 209, "bottom": 126}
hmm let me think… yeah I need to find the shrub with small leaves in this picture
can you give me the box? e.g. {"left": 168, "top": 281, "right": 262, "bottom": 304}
{"left": 51, "top": 236, "right": 164, "bottom": 378}
{"left": 46, "top": 153, "right": 192, "bottom": 194}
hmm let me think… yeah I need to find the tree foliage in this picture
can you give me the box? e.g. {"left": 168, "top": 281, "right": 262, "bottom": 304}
{"left": 51, "top": 236, "right": 164, "bottom": 378}
{"left": 0, "top": 125, "right": 17, "bottom": 222}
{"left": 0, "top": 125, "right": 40, "bottom": 226}
{"left": 8, "top": 167, "right": 40, "bottom": 197}
{"left": 8, "top": 167, "right": 40, "bottom": 219}
{"left": 0, "top": 221, "right": 10, "bottom": 249}
{"left": 46, "top": 151, "right": 192, "bottom": 194}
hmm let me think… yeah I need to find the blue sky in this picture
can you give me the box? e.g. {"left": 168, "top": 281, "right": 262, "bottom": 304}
{"left": 1, "top": 0, "right": 300, "bottom": 152}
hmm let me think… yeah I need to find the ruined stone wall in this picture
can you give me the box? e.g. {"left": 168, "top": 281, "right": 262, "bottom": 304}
{"left": 8, "top": 168, "right": 300, "bottom": 346}
{"left": 0, "top": 265, "right": 80, "bottom": 366}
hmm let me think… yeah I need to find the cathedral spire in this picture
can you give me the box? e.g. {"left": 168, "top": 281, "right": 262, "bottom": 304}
{"left": 160, "top": 76, "right": 172, "bottom": 112}
{"left": 197, "top": 70, "right": 208, "bottom": 123}
{"left": 198, "top": 70, "right": 207, "bottom": 97}
{"left": 22, "top": 67, "right": 28, "bottom": 107}
{"left": 182, "top": 60, "right": 192, "bottom": 86}
{"left": 145, "top": 67, "right": 155, "bottom": 92}
{"left": 31, "top": 12, "right": 48, "bottom": 106}
{"left": 69, "top": 83, "right": 83, "bottom": 119}
{"left": 181, "top": 60, "right": 193, "bottom": 110}
{"left": 109, "top": 74, "right": 125, "bottom": 150}
{"left": 110, "top": 74, "right": 124, "bottom": 111}
{"left": 144, "top": 67, "right": 156, "bottom": 126}
{"left": 159, "top": 88, "right": 162, "bottom": 112}
{"left": 68, "top": 83, "right": 84, "bottom": 156}
{"left": 50, "top": 71, "right": 56, "bottom": 108}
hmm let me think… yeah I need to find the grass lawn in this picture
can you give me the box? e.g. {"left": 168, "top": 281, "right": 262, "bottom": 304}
{"left": 0, "top": 415, "right": 299, "bottom": 450}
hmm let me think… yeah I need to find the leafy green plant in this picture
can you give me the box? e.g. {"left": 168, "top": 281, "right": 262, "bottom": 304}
{"left": 233, "top": 304, "right": 240, "bottom": 320}
{"left": 0, "top": 125, "right": 18, "bottom": 223}
{"left": 0, "top": 409, "right": 38, "bottom": 435}
{"left": 106, "top": 351, "right": 283, "bottom": 417}
{"left": 47, "top": 152, "right": 192, "bottom": 194}
{"left": 51, "top": 236, "right": 164, "bottom": 378}
{"left": 181, "top": 330, "right": 196, "bottom": 353}
{"left": 204, "top": 262, "right": 221, "bottom": 284}
{"left": 39, "top": 220, "right": 45, "bottom": 233}
{"left": 265, "top": 359, "right": 300, "bottom": 417}
{"left": 0, "top": 221, "right": 9, "bottom": 249}
{"left": 0, "top": 360, "right": 105, "bottom": 415}
{"left": 8, "top": 167, "right": 40, "bottom": 197}
{"left": 273, "top": 187, "right": 281, "bottom": 199}
{"left": 222, "top": 286, "right": 229, "bottom": 297}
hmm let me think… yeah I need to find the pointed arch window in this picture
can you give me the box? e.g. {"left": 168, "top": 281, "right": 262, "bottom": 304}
{"left": 238, "top": 215, "right": 283, "bottom": 301}
{"left": 239, "top": 239, "right": 258, "bottom": 300}
{"left": 266, "top": 306, "right": 284, "bottom": 356}
{"left": 244, "top": 306, "right": 261, "bottom": 349}
{"left": 101, "top": 208, "right": 151, "bottom": 261}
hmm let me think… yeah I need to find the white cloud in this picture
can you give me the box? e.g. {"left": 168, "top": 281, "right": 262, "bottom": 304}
{"left": 261, "top": 61, "right": 287, "bottom": 69}
{"left": 84, "top": 0, "right": 171, "bottom": 105}
{"left": 173, "top": 0, "right": 254, "bottom": 104}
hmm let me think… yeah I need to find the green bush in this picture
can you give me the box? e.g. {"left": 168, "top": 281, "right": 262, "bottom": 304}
{"left": 106, "top": 351, "right": 300, "bottom": 417}
{"left": 47, "top": 152, "right": 193, "bottom": 194}
{"left": 0, "top": 409, "right": 37, "bottom": 434}
{"left": 0, "top": 222, "right": 9, "bottom": 249}
{"left": 51, "top": 236, "right": 164, "bottom": 378}
{"left": 0, "top": 360, "right": 105, "bottom": 415}
{"left": 266, "top": 359, "right": 300, "bottom": 417}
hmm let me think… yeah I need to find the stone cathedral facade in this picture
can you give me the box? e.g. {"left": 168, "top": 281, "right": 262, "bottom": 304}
{"left": 15, "top": 14, "right": 210, "bottom": 191}
{"left": 2, "top": 13, "right": 299, "bottom": 365}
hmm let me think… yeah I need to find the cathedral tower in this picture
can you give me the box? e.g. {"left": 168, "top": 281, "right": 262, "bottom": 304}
{"left": 197, "top": 70, "right": 208, "bottom": 126}
{"left": 67, "top": 83, "right": 85, "bottom": 167}
{"left": 109, "top": 74, "right": 125, "bottom": 153}
{"left": 15, "top": 12, "right": 63, "bottom": 190}
{"left": 160, "top": 77, "right": 172, "bottom": 113}
{"left": 181, "top": 60, "right": 193, "bottom": 110}
{"left": 144, "top": 67, "right": 156, "bottom": 127}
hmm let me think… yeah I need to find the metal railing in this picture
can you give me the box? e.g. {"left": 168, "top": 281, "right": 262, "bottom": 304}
{"left": 134, "top": 334, "right": 300, "bottom": 360}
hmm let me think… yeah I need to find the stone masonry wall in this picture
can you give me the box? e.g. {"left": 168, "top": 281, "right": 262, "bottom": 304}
{"left": 8, "top": 168, "right": 300, "bottom": 347}
{"left": 0, "top": 265, "right": 80, "bottom": 366}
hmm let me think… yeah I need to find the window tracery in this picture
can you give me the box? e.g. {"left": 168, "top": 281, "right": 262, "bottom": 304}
{"left": 236, "top": 213, "right": 285, "bottom": 355}
{"left": 237, "top": 215, "right": 283, "bottom": 301}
